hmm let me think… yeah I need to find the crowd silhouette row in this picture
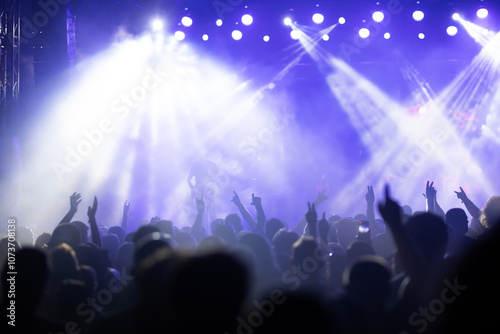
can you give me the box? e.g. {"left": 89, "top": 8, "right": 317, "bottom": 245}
{"left": 1, "top": 181, "right": 500, "bottom": 333}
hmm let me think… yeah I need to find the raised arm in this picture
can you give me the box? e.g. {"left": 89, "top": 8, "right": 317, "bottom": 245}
{"left": 305, "top": 203, "right": 318, "bottom": 240}
{"left": 121, "top": 200, "right": 130, "bottom": 232}
{"left": 231, "top": 191, "right": 256, "bottom": 231}
{"left": 294, "top": 190, "right": 328, "bottom": 235}
{"left": 455, "top": 187, "right": 481, "bottom": 221}
{"left": 251, "top": 193, "right": 266, "bottom": 234}
{"left": 425, "top": 181, "right": 436, "bottom": 213}
{"left": 379, "top": 185, "right": 425, "bottom": 280}
{"left": 87, "top": 196, "right": 102, "bottom": 247}
{"left": 191, "top": 196, "right": 205, "bottom": 241}
{"left": 59, "top": 192, "right": 82, "bottom": 224}
{"left": 365, "top": 185, "right": 376, "bottom": 226}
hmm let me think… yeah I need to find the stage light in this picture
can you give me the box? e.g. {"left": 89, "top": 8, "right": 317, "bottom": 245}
{"left": 418, "top": 33, "right": 425, "bottom": 39}
{"left": 202, "top": 34, "right": 209, "bottom": 41}
{"left": 372, "top": 11, "right": 384, "bottom": 23}
{"left": 447, "top": 26, "right": 458, "bottom": 36}
{"left": 413, "top": 10, "right": 424, "bottom": 21}
{"left": 384, "top": 32, "right": 391, "bottom": 39}
{"left": 284, "top": 17, "right": 292, "bottom": 26}
{"left": 241, "top": 14, "right": 253, "bottom": 25}
{"left": 290, "top": 29, "right": 301, "bottom": 40}
{"left": 216, "top": 19, "right": 223, "bottom": 26}
{"left": 322, "top": 34, "right": 329, "bottom": 41}
{"left": 174, "top": 31, "right": 185, "bottom": 40}
{"left": 232, "top": 30, "right": 242, "bottom": 40}
{"left": 359, "top": 28, "right": 370, "bottom": 39}
{"left": 151, "top": 19, "right": 164, "bottom": 31}
{"left": 452, "top": 13, "right": 460, "bottom": 21}
{"left": 263, "top": 35, "right": 270, "bottom": 42}
{"left": 338, "top": 17, "right": 346, "bottom": 24}
{"left": 312, "top": 13, "right": 324, "bottom": 24}
{"left": 477, "top": 8, "right": 488, "bottom": 19}
{"left": 181, "top": 16, "right": 193, "bottom": 27}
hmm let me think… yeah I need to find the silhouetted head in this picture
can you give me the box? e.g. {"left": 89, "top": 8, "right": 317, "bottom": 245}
{"left": 210, "top": 218, "right": 225, "bottom": 235}
{"left": 49, "top": 243, "right": 79, "bottom": 283}
{"left": 35, "top": 232, "right": 51, "bottom": 249}
{"left": 213, "top": 224, "right": 237, "bottom": 245}
{"left": 404, "top": 212, "right": 448, "bottom": 264}
{"left": 16, "top": 226, "right": 34, "bottom": 247}
{"left": 102, "top": 234, "right": 120, "bottom": 264}
{"left": 328, "top": 215, "right": 342, "bottom": 224}
{"left": 133, "top": 225, "right": 161, "bottom": 245}
{"left": 175, "top": 231, "right": 197, "bottom": 249}
{"left": 71, "top": 221, "right": 89, "bottom": 243}
{"left": 291, "top": 237, "right": 325, "bottom": 279}
{"left": 198, "top": 235, "right": 225, "bottom": 252}
{"left": 225, "top": 213, "right": 242, "bottom": 230}
{"left": 48, "top": 223, "right": 80, "bottom": 250}
{"left": 107, "top": 225, "right": 126, "bottom": 244}
{"left": 114, "top": 242, "right": 134, "bottom": 274}
{"left": 346, "top": 241, "right": 375, "bottom": 264}
{"left": 265, "top": 218, "right": 285, "bottom": 241}
{"left": 170, "top": 252, "right": 249, "bottom": 333}
{"left": 272, "top": 229, "right": 299, "bottom": 255}
{"left": 480, "top": 195, "right": 500, "bottom": 229}
{"left": 334, "top": 218, "right": 358, "bottom": 249}
{"left": 343, "top": 255, "right": 392, "bottom": 305}
{"left": 238, "top": 233, "right": 280, "bottom": 283}
{"left": 401, "top": 205, "right": 413, "bottom": 216}
{"left": 446, "top": 208, "right": 468, "bottom": 236}
{"left": 152, "top": 220, "right": 174, "bottom": 237}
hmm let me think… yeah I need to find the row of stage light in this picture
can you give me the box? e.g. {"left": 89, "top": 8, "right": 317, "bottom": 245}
{"left": 150, "top": 7, "right": 492, "bottom": 42}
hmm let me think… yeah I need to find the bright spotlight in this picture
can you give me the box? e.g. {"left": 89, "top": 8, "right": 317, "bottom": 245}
{"left": 216, "top": 19, "right": 223, "bottom": 26}
{"left": 384, "top": 32, "right": 391, "bottom": 39}
{"left": 241, "top": 14, "right": 253, "bottom": 25}
{"left": 322, "top": 34, "right": 329, "bottom": 41}
{"left": 372, "top": 11, "right": 384, "bottom": 22}
{"left": 202, "top": 34, "right": 209, "bottom": 41}
{"left": 181, "top": 16, "right": 193, "bottom": 27}
{"left": 312, "top": 13, "right": 324, "bottom": 24}
{"left": 284, "top": 17, "right": 292, "bottom": 26}
{"left": 359, "top": 28, "right": 370, "bottom": 39}
{"left": 151, "top": 19, "right": 164, "bottom": 31}
{"left": 290, "top": 29, "right": 301, "bottom": 40}
{"left": 232, "top": 30, "right": 243, "bottom": 40}
{"left": 413, "top": 10, "right": 424, "bottom": 21}
{"left": 418, "top": 32, "right": 425, "bottom": 39}
{"left": 447, "top": 26, "right": 458, "bottom": 36}
{"left": 477, "top": 8, "right": 488, "bottom": 19}
{"left": 338, "top": 17, "right": 346, "bottom": 24}
{"left": 263, "top": 35, "right": 270, "bottom": 42}
{"left": 174, "top": 31, "right": 185, "bottom": 41}
{"left": 452, "top": 13, "right": 460, "bottom": 21}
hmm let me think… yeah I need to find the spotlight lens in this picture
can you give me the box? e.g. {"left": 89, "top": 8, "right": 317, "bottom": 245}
{"left": 452, "top": 13, "right": 460, "bottom": 21}
{"left": 359, "top": 28, "right": 370, "bottom": 39}
{"left": 241, "top": 14, "right": 253, "bottom": 25}
{"left": 312, "top": 13, "right": 324, "bottom": 24}
{"left": 413, "top": 10, "right": 424, "bottom": 21}
{"left": 216, "top": 19, "right": 223, "bottom": 26}
{"left": 232, "top": 30, "right": 242, "bottom": 40}
{"left": 181, "top": 16, "right": 192, "bottom": 27}
{"left": 338, "top": 17, "right": 346, "bottom": 24}
{"left": 202, "top": 34, "right": 209, "bottom": 41}
{"left": 418, "top": 33, "right": 425, "bottom": 39}
{"left": 290, "top": 29, "right": 301, "bottom": 40}
{"left": 174, "top": 31, "right": 185, "bottom": 41}
{"left": 284, "top": 17, "right": 292, "bottom": 26}
{"left": 447, "top": 26, "right": 458, "bottom": 36}
{"left": 372, "top": 11, "right": 384, "bottom": 22}
{"left": 322, "top": 34, "right": 329, "bottom": 41}
{"left": 384, "top": 32, "right": 391, "bottom": 39}
{"left": 263, "top": 35, "right": 270, "bottom": 42}
{"left": 152, "top": 19, "right": 163, "bottom": 31}
{"left": 477, "top": 8, "right": 488, "bottom": 19}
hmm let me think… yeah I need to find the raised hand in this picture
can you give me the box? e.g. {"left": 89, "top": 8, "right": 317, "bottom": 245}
{"left": 425, "top": 181, "right": 436, "bottom": 201}
{"left": 378, "top": 185, "right": 402, "bottom": 229}
{"left": 251, "top": 193, "right": 261, "bottom": 207}
{"left": 306, "top": 202, "right": 318, "bottom": 224}
{"left": 87, "top": 196, "right": 98, "bottom": 219}
{"left": 150, "top": 216, "right": 161, "bottom": 224}
{"left": 123, "top": 200, "right": 130, "bottom": 214}
{"left": 454, "top": 187, "right": 468, "bottom": 203}
{"left": 70, "top": 192, "right": 82, "bottom": 212}
{"left": 196, "top": 195, "right": 206, "bottom": 212}
{"left": 365, "top": 185, "right": 375, "bottom": 204}
{"left": 318, "top": 212, "right": 329, "bottom": 242}
{"left": 231, "top": 191, "right": 242, "bottom": 206}
{"left": 315, "top": 189, "right": 328, "bottom": 206}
